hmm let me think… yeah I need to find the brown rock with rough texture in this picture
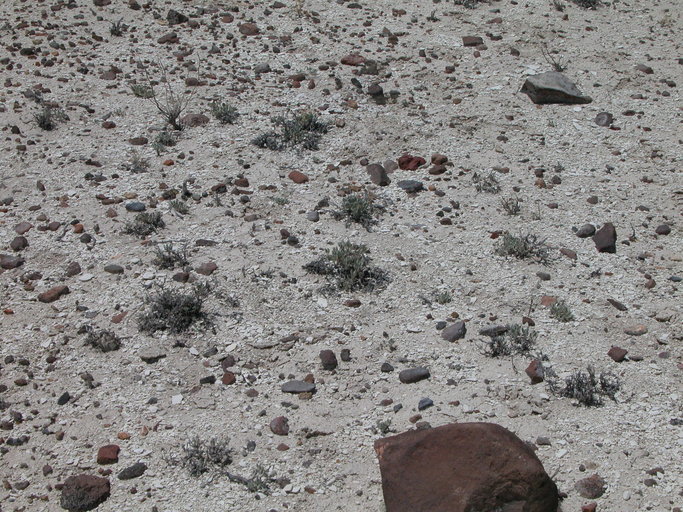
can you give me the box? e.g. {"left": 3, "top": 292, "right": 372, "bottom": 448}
{"left": 238, "top": 23, "right": 259, "bottom": 35}
{"left": 180, "top": 113, "right": 209, "bottom": 127}
{"left": 607, "top": 346, "right": 628, "bottom": 362}
{"left": 375, "top": 422, "right": 558, "bottom": 512}
{"left": 526, "top": 359, "right": 545, "bottom": 384}
{"left": 593, "top": 223, "right": 617, "bottom": 253}
{"left": 575, "top": 474, "right": 606, "bottom": 499}
{"left": 367, "top": 164, "right": 390, "bottom": 186}
{"left": 60, "top": 474, "right": 110, "bottom": 511}
{"left": 270, "top": 416, "right": 289, "bottom": 436}
{"left": 38, "top": 285, "right": 70, "bottom": 303}
{"left": 288, "top": 171, "right": 309, "bottom": 184}
{"left": 96, "top": 444, "right": 120, "bottom": 464}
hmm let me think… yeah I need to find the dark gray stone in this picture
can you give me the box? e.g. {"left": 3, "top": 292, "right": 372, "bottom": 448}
{"left": 399, "top": 367, "right": 430, "bottom": 384}
{"left": 440, "top": 321, "right": 466, "bottom": 342}
{"left": 281, "top": 380, "right": 316, "bottom": 394}
{"left": 521, "top": 72, "right": 592, "bottom": 105}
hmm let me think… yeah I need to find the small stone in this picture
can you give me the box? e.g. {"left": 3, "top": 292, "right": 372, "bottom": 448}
{"left": 398, "top": 154, "right": 426, "bottom": 171}
{"left": 521, "top": 72, "right": 592, "bottom": 105}
{"left": 180, "top": 113, "right": 210, "bottom": 128}
{"left": 381, "top": 362, "right": 394, "bottom": 373}
{"left": 399, "top": 367, "right": 430, "bottom": 384}
{"left": 195, "top": 262, "right": 218, "bottom": 276}
{"left": 319, "top": 350, "right": 338, "bottom": 370}
{"left": 607, "top": 298, "right": 627, "bottom": 311}
{"left": 635, "top": 63, "right": 654, "bottom": 74}
{"left": 117, "top": 462, "right": 147, "bottom": 480}
{"left": 221, "top": 372, "right": 236, "bottom": 385}
{"left": 462, "top": 36, "right": 483, "bottom": 47}
{"left": 593, "top": 223, "right": 617, "bottom": 253}
{"left": 270, "top": 416, "right": 289, "bottom": 436}
{"left": 594, "top": 112, "right": 613, "bottom": 127}
{"left": 525, "top": 359, "right": 544, "bottom": 384}
{"left": 238, "top": 23, "right": 260, "bottom": 36}
{"left": 103, "top": 264, "right": 124, "bottom": 274}
{"left": 0, "top": 254, "right": 25, "bottom": 269}
{"left": 10, "top": 236, "right": 28, "bottom": 251}
{"left": 60, "top": 474, "right": 110, "bottom": 511}
{"left": 367, "top": 164, "right": 390, "bottom": 186}
{"left": 288, "top": 171, "right": 309, "bottom": 184}
{"left": 607, "top": 346, "right": 628, "bottom": 362}
{"left": 38, "top": 285, "right": 70, "bottom": 303}
{"left": 97, "top": 445, "right": 120, "bottom": 465}
{"left": 281, "top": 380, "right": 316, "bottom": 394}
{"left": 655, "top": 224, "right": 671, "bottom": 235}
{"left": 397, "top": 180, "right": 424, "bottom": 193}
{"left": 57, "top": 392, "right": 71, "bottom": 405}
{"left": 624, "top": 325, "right": 647, "bottom": 336}
{"left": 575, "top": 474, "right": 606, "bottom": 499}
{"left": 440, "top": 320, "right": 466, "bottom": 342}
{"left": 125, "top": 201, "right": 146, "bottom": 212}
{"left": 417, "top": 398, "right": 433, "bottom": 411}
{"left": 576, "top": 224, "right": 596, "bottom": 238}
{"left": 14, "top": 221, "right": 33, "bottom": 235}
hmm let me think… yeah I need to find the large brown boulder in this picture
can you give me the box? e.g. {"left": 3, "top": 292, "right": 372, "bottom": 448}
{"left": 374, "top": 422, "right": 558, "bottom": 512}
{"left": 60, "top": 474, "right": 110, "bottom": 511}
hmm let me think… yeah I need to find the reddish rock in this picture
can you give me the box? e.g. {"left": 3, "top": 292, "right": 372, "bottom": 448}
{"left": 10, "top": 236, "right": 28, "bottom": 251}
{"left": 288, "top": 171, "right": 309, "bottom": 184}
{"left": 180, "top": 113, "right": 209, "bottom": 127}
{"left": 60, "top": 474, "right": 110, "bottom": 511}
{"left": 196, "top": 262, "right": 218, "bottom": 276}
{"left": 559, "top": 248, "right": 577, "bottom": 260}
{"left": 270, "top": 416, "right": 289, "bottom": 436}
{"left": 398, "top": 154, "right": 426, "bottom": 171}
{"left": 341, "top": 53, "right": 366, "bottom": 66}
{"left": 575, "top": 474, "right": 606, "bottom": 499}
{"left": 97, "top": 445, "right": 120, "bottom": 465}
{"left": 431, "top": 153, "right": 448, "bottom": 165}
{"left": 319, "top": 350, "right": 338, "bottom": 370}
{"left": 582, "top": 503, "right": 597, "bottom": 512}
{"left": 540, "top": 295, "right": 557, "bottom": 307}
{"left": 624, "top": 324, "right": 647, "bottom": 336}
{"left": 344, "top": 299, "right": 361, "bottom": 307}
{"left": 38, "top": 285, "right": 70, "bottom": 303}
{"left": 0, "top": 254, "right": 24, "bottom": 269}
{"left": 375, "top": 422, "right": 558, "bottom": 512}
{"left": 593, "top": 223, "right": 617, "bottom": 253}
{"left": 14, "top": 221, "right": 33, "bottom": 235}
{"left": 607, "top": 346, "right": 628, "bottom": 362}
{"left": 221, "top": 371, "right": 236, "bottom": 385}
{"left": 525, "top": 359, "right": 545, "bottom": 384}
{"left": 238, "top": 23, "right": 259, "bottom": 35}
{"left": 128, "top": 137, "right": 148, "bottom": 146}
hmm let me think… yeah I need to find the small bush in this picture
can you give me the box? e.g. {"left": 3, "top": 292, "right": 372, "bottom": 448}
{"left": 131, "top": 84, "right": 155, "bottom": 99}
{"left": 551, "top": 366, "right": 620, "bottom": 406}
{"left": 34, "top": 106, "right": 66, "bottom": 131}
{"left": 244, "top": 465, "right": 272, "bottom": 494}
{"left": 432, "top": 289, "right": 452, "bottom": 305}
{"left": 252, "top": 112, "right": 328, "bottom": 151}
{"left": 210, "top": 101, "right": 239, "bottom": 124}
{"left": 472, "top": 171, "right": 501, "bottom": 193}
{"left": 123, "top": 211, "right": 165, "bottom": 238}
{"left": 500, "top": 196, "right": 521, "bottom": 216}
{"left": 569, "top": 0, "right": 601, "bottom": 8}
{"left": 482, "top": 324, "right": 537, "bottom": 358}
{"left": 155, "top": 131, "right": 176, "bottom": 147}
{"left": 152, "top": 242, "right": 189, "bottom": 269}
{"left": 180, "top": 436, "right": 232, "bottom": 477}
{"left": 303, "top": 241, "right": 387, "bottom": 292}
{"left": 495, "top": 232, "right": 550, "bottom": 264}
{"left": 127, "top": 151, "right": 149, "bottom": 174}
{"left": 454, "top": 0, "right": 486, "bottom": 7}
{"left": 169, "top": 199, "right": 189, "bottom": 215}
{"left": 338, "top": 193, "right": 377, "bottom": 228}
{"left": 84, "top": 328, "right": 121, "bottom": 352}
{"left": 550, "top": 300, "right": 574, "bottom": 322}
{"left": 110, "top": 18, "right": 125, "bottom": 36}
{"left": 138, "top": 284, "right": 210, "bottom": 334}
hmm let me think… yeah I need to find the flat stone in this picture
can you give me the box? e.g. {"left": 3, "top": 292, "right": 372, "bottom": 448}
{"left": 576, "top": 224, "right": 596, "bottom": 238}
{"left": 96, "top": 445, "right": 120, "bottom": 465}
{"left": 281, "top": 380, "right": 316, "bottom": 394}
{"left": 440, "top": 321, "right": 466, "bottom": 342}
{"left": 521, "top": 71, "right": 592, "bottom": 105}
{"left": 117, "top": 462, "right": 147, "bottom": 480}
{"left": 38, "top": 285, "right": 70, "bottom": 303}
{"left": 0, "top": 254, "right": 25, "bottom": 269}
{"left": 607, "top": 346, "right": 628, "bottom": 362}
{"left": 399, "top": 367, "right": 430, "bottom": 384}
{"left": 103, "top": 264, "right": 124, "bottom": 274}
{"left": 575, "top": 474, "right": 607, "bottom": 499}
{"left": 396, "top": 180, "right": 424, "bottom": 193}
{"left": 624, "top": 325, "right": 647, "bottom": 336}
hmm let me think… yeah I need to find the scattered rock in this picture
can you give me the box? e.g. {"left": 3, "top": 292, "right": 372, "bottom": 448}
{"left": 440, "top": 320, "right": 466, "bottom": 342}
{"left": 521, "top": 72, "right": 592, "bottom": 104}
{"left": 594, "top": 112, "right": 613, "bottom": 127}
{"left": 96, "top": 445, "right": 120, "bottom": 465}
{"left": 399, "top": 367, "right": 430, "bottom": 384}
{"left": 270, "top": 416, "right": 289, "bottom": 436}
{"left": 117, "top": 462, "right": 147, "bottom": 480}
{"left": 575, "top": 474, "right": 607, "bottom": 499}
{"left": 367, "top": 164, "right": 390, "bottom": 186}
{"left": 607, "top": 346, "right": 628, "bottom": 362}
{"left": 38, "top": 285, "right": 70, "bottom": 303}
{"left": 60, "top": 474, "right": 110, "bottom": 511}
{"left": 281, "top": 380, "right": 316, "bottom": 394}
{"left": 319, "top": 350, "right": 338, "bottom": 370}
{"left": 593, "top": 223, "right": 617, "bottom": 253}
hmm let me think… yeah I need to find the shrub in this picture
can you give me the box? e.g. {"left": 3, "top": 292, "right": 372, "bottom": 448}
{"left": 138, "top": 284, "right": 210, "bottom": 334}
{"left": 432, "top": 289, "right": 452, "bottom": 305}
{"left": 550, "top": 366, "right": 620, "bottom": 406}
{"left": 110, "top": 18, "right": 125, "bottom": 36}
{"left": 210, "top": 101, "right": 239, "bottom": 124}
{"left": 152, "top": 242, "right": 189, "bottom": 269}
{"left": 500, "top": 196, "right": 521, "bottom": 216}
{"left": 569, "top": 0, "right": 601, "bottom": 7}
{"left": 84, "top": 328, "right": 121, "bottom": 352}
{"left": 123, "top": 211, "right": 165, "bottom": 238}
{"left": 180, "top": 436, "right": 232, "bottom": 477}
{"left": 472, "top": 171, "right": 501, "bottom": 193}
{"left": 34, "top": 106, "right": 66, "bottom": 131}
{"left": 454, "top": 0, "right": 486, "bottom": 7}
{"left": 131, "top": 84, "right": 155, "bottom": 99}
{"left": 550, "top": 300, "right": 574, "bottom": 322}
{"left": 127, "top": 151, "right": 150, "bottom": 173}
{"left": 482, "top": 324, "right": 537, "bottom": 358}
{"left": 169, "top": 199, "right": 189, "bottom": 215}
{"left": 338, "top": 193, "right": 377, "bottom": 228}
{"left": 303, "top": 241, "right": 387, "bottom": 292}
{"left": 155, "top": 131, "right": 176, "bottom": 147}
{"left": 252, "top": 112, "right": 328, "bottom": 151}
{"left": 495, "top": 232, "right": 550, "bottom": 264}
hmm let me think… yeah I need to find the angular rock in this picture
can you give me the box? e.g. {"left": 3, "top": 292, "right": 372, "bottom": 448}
{"left": 341, "top": 54, "right": 365, "bottom": 66}
{"left": 166, "top": 9, "right": 188, "bottom": 25}
{"left": 60, "top": 474, "right": 110, "bottom": 511}
{"left": 575, "top": 474, "right": 606, "bottom": 499}
{"left": 525, "top": 359, "right": 545, "bottom": 384}
{"left": 281, "top": 380, "right": 316, "bottom": 394}
{"left": 97, "top": 445, "right": 120, "bottom": 464}
{"left": 607, "top": 346, "right": 628, "bottom": 362}
{"left": 479, "top": 325, "right": 508, "bottom": 337}
{"left": 440, "top": 321, "right": 466, "bottom": 342}
{"left": 397, "top": 180, "right": 424, "bottom": 193}
{"left": 238, "top": 23, "right": 259, "bottom": 36}
{"left": 195, "top": 262, "right": 218, "bottom": 276}
{"left": 593, "top": 222, "right": 617, "bottom": 253}
{"left": 462, "top": 36, "right": 483, "bottom": 47}
{"left": 270, "top": 416, "right": 289, "bottom": 436}
{"left": 576, "top": 224, "right": 596, "bottom": 238}
{"left": 521, "top": 71, "right": 592, "bottom": 105}
{"left": 607, "top": 298, "right": 627, "bottom": 311}
{"left": 398, "top": 154, "right": 426, "bottom": 171}
{"left": 1, "top": 254, "right": 24, "bottom": 269}
{"left": 319, "top": 350, "right": 338, "bottom": 370}
{"left": 38, "top": 285, "right": 70, "bottom": 303}
{"left": 399, "top": 367, "right": 430, "bottom": 384}
{"left": 375, "top": 422, "right": 559, "bottom": 512}
{"left": 367, "top": 164, "right": 390, "bottom": 186}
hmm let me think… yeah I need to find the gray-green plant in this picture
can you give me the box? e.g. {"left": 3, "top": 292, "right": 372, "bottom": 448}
{"left": 210, "top": 101, "right": 239, "bottom": 124}
{"left": 472, "top": 171, "right": 501, "bottom": 193}
{"left": 339, "top": 193, "right": 377, "bottom": 228}
{"left": 169, "top": 199, "right": 189, "bottom": 215}
{"left": 482, "top": 323, "right": 537, "bottom": 358}
{"left": 500, "top": 196, "right": 521, "bottom": 215}
{"left": 138, "top": 284, "right": 210, "bottom": 334}
{"left": 123, "top": 211, "right": 165, "bottom": 238}
{"left": 252, "top": 112, "right": 328, "bottom": 151}
{"left": 550, "top": 300, "right": 574, "bottom": 322}
{"left": 179, "top": 436, "right": 232, "bottom": 477}
{"left": 152, "top": 242, "right": 189, "bottom": 269}
{"left": 495, "top": 232, "right": 550, "bottom": 264}
{"left": 127, "top": 151, "right": 150, "bottom": 173}
{"left": 131, "top": 84, "right": 155, "bottom": 99}
{"left": 549, "top": 366, "right": 619, "bottom": 407}
{"left": 34, "top": 106, "right": 67, "bottom": 131}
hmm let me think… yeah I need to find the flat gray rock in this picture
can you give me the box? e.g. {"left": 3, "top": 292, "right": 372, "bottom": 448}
{"left": 281, "top": 380, "right": 316, "bottom": 394}
{"left": 441, "top": 320, "right": 467, "bottom": 342}
{"left": 521, "top": 72, "right": 592, "bottom": 105}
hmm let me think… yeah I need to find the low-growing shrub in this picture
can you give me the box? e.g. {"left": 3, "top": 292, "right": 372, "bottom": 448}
{"left": 550, "top": 300, "right": 574, "bottom": 322}
{"left": 500, "top": 196, "right": 521, "bottom": 216}
{"left": 34, "top": 106, "right": 67, "bottom": 131}
{"left": 123, "top": 211, "right": 165, "bottom": 238}
{"left": 569, "top": 0, "right": 601, "bottom": 8}
{"left": 131, "top": 84, "right": 155, "bottom": 99}
{"left": 84, "top": 328, "right": 121, "bottom": 352}
{"left": 210, "top": 101, "right": 239, "bottom": 124}
{"left": 482, "top": 324, "right": 537, "bottom": 358}
{"left": 303, "top": 241, "right": 387, "bottom": 292}
{"left": 169, "top": 199, "right": 189, "bottom": 215}
{"left": 337, "top": 193, "right": 378, "bottom": 229}
{"left": 179, "top": 436, "right": 232, "bottom": 477}
{"left": 152, "top": 242, "right": 189, "bottom": 269}
{"left": 252, "top": 112, "right": 328, "bottom": 151}
{"left": 495, "top": 232, "right": 550, "bottom": 264}
{"left": 472, "top": 171, "right": 501, "bottom": 193}
{"left": 138, "top": 284, "right": 210, "bottom": 334}
{"left": 127, "top": 151, "right": 150, "bottom": 173}
{"left": 550, "top": 366, "right": 620, "bottom": 406}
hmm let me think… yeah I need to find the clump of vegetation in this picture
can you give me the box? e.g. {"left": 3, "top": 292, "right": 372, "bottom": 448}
{"left": 152, "top": 242, "right": 189, "bottom": 269}
{"left": 432, "top": 289, "right": 452, "bottom": 305}
{"left": 454, "top": 0, "right": 486, "bottom": 8}
{"left": 541, "top": 44, "right": 568, "bottom": 72}
{"left": 336, "top": 193, "right": 378, "bottom": 229}
{"left": 178, "top": 436, "right": 232, "bottom": 477}
{"left": 495, "top": 232, "right": 550, "bottom": 264}
{"left": 109, "top": 18, "right": 125, "bottom": 36}
{"left": 169, "top": 199, "right": 189, "bottom": 215}
{"left": 500, "top": 196, "right": 521, "bottom": 216}
{"left": 252, "top": 112, "right": 328, "bottom": 151}
{"left": 482, "top": 324, "right": 537, "bottom": 358}
{"left": 127, "top": 151, "right": 150, "bottom": 173}
{"left": 84, "top": 328, "right": 121, "bottom": 352}
{"left": 549, "top": 366, "right": 620, "bottom": 407}
{"left": 472, "top": 171, "right": 501, "bottom": 193}
{"left": 569, "top": 0, "right": 601, "bottom": 8}
{"left": 375, "top": 419, "right": 395, "bottom": 435}
{"left": 123, "top": 211, "right": 165, "bottom": 238}
{"left": 138, "top": 284, "right": 211, "bottom": 334}
{"left": 130, "top": 84, "right": 155, "bottom": 99}
{"left": 155, "top": 131, "right": 176, "bottom": 147}
{"left": 550, "top": 300, "right": 574, "bottom": 322}
{"left": 34, "top": 106, "right": 67, "bottom": 131}
{"left": 210, "top": 101, "right": 239, "bottom": 124}
{"left": 303, "top": 241, "right": 388, "bottom": 292}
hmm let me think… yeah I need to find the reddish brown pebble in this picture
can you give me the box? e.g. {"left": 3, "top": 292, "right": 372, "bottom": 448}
{"left": 96, "top": 444, "right": 120, "bottom": 465}
{"left": 38, "top": 285, "right": 70, "bottom": 303}
{"left": 288, "top": 171, "right": 309, "bottom": 184}
{"left": 607, "top": 346, "right": 628, "bottom": 362}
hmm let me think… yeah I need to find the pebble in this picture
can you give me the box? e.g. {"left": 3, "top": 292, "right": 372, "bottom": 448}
{"left": 399, "top": 367, "right": 430, "bottom": 384}
{"left": 281, "top": 380, "right": 316, "bottom": 394}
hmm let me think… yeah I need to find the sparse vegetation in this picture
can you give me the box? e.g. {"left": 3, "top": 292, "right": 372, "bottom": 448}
{"left": 501, "top": 196, "right": 522, "bottom": 216}
{"left": 550, "top": 300, "right": 574, "bottom": 322}
{"left": 178, "top": 436, "right": 232, "bottom": 477}
{"left": 123, "top": 211, "right": 165, "bottom": 238}
{"left": 152, "top": 242, "right": 189, "bottom": 269}
{"left": 127, "top": 151, "right": 150, "bottom": 173}
{"left": 549, "top": 366, "right": 620, "bottom": 406}
{"left": 84, "top": 328, "right": 121, "bottom": 352}
{"left": 303, "top": 241, "right": 388, "bottom": 292}
{"left": 433, "top": 289, "right": 453, "bottom": 305}
{"left": 131, "top": 84, "right": 155, "bottom": 99}
{"left": 109, "top": 18, "right": 125, "bottom": 36}
{"left": 472, "top": 171, "right": 501, "bottom": 193}
{"left": 252, "top": 112, "right": 328, "bottom": 151}
{"left": 541, "top": 44, "right": 568, "bottom": 72}
{"left": 169, "top": 199, "right": 189, "bottom": 215}
{"left": 140, "top": 62, "right": 196, "bottom": 131}
{"left": 155, "top": 131, "right": 176, "bottom": 147}
{"left": 495, "top": 232, "right": 550, "bottom": 264}
{"left": 210, "top": 101, "right": 239, "bottom": 124}
{"left": 482, "top": 324, "right": 537, "bottom": 358}
{"left": 138, "top": 284, "right": 210, "bottom": 334}
{"left": 33, "top": 106, "right": 66, "bottom": 131}
{"left": 337, "top": 193, "right": 378, "bottom": 229}
{"left": 454, "top": 0, "right": 486, "bottom": 8}
{"left": 569, "top": 0, "right": 601, "bottom": 8}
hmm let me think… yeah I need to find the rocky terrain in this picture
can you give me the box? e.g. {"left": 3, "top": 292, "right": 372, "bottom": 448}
{"left": 0, "top": 0, "right": 681, "bottom": 510}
